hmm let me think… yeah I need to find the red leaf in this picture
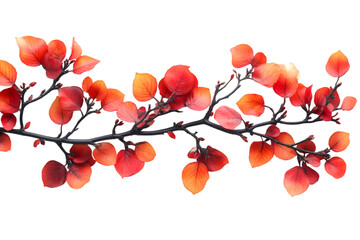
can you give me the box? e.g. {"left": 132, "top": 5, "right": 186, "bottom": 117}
{"left": 42, "top": 160, "right": 67, "bottom": 188}
{"left": 304, "top": 154, "right": 322, "bottom": 167}
{"left": 326, "top": 50, "right": 350, "bottom": 77}
{"left": 314, "top": 87, "right": 340, "bottom": 108}
{"left": 48, "top": 40, "right": 66, "bottom": 61}
{"left": 49, "top": 96, "right": 73, "bottom": 125}
{"left": 163, "top": 65, "right": 198, "bottom": 95}
{"left": 251, "top": 52, "right": 267, "bottom": 68}
{"left": 133, "top": 73, "right": 157, "bottom": 102}
{"left": 284, "top": 166, "right": 310, "bottom": 196}
{"left": 341, "top": 96, "right": 357, "bottom": 111}
{"left": 265, "top": 125, "right": 280, "bottom": 138}
{"left": 1, "top": 113, "right": 16, "bottom": 131}
{"left": 167, "top": 131, "right": 176, "bottom": 139}
{"left": 249, "top": 141, "right": 274, "bottom": 168}
{"left": 302, "top": 163, "right": 319, "bottom": 185}
{"left": 66, "top": 163, "right": 92, "bottom": 189}
{"left": 272, "top": 132, "right": 297, "bottom": 160}
{"left": 115, "top": 149, "right": 145, "bottom": 178}
{"left": 158, "top": 78, "right": 173, "bottom": 98}
{"left": 252, "top": 63, "right": 282, "bottom": 87}
{"left": 69, "top": 37, "right": 82, "bottom": 60}
{"left": 325, "top": 157, "right": 346, "bottom": 179}
{"left": 82, "top": 76, "right": 93, "bottom": 92}
{"left": 34, "top": 139, "right": 41, "bottom": 148}
{"left": 24, "top": 121, "right": 31, "bottom": 130}
{"left": 101, "top": 88, "right": 125, "bottom": 112}
{"left": 73, "top": 55, "right": 100, "bottom": 75}
{"left": 70, "top": 144, "right": 92, "bottom": 164}
{"left": 117, "top": 101, "right": 138, "bottom": 122}
{"left": 230, "top": 44, "right": 254, "bottom": 68}
{"left": 214, "top": 106, "right": 242, "bottom": 129}
{"left": 0, "top": 60, "right": 17, "bottom": 86}
{"left": 297, "top": 140, "right": 316, "bottom": 153}
{"left": 88, "top": 80, "right": 107, "bottom": 101}
{"left": 188, "top": 147, "right": 200, "bottom": 159}
{"left": 328, "top": 131, "right": 350, "bottom": 152}
{"left": 169, "top": 95, "right": 187, "bottom": 110}
{"left": 93, "top": 142, "right": 117, "bottom": 166}
{"left": 186, "top": 87, "right": 211, "bottom": 111}
{"left": 273, "top": 63, "right": 299, "bottom": 98}
{"left": 0, "top": 133, "right": 11, "bottom": 151}
{"left": 236, "top": 94, "right": 265, "bottom": 117}
{"left": 198, "top": 146, "right": 228, "bottom": 172}
{"left": 135, "top": 142, "right": 156, "bottom": 162}
{"left": 0, "top": 87, "right": 21, "bottom": 114}
{"left": 182, "top": 162, "right": 209, "bottom": 194}
{"left": 16, "top": 36, "right": 48, "bottom": 66}
{"left": 42, "top": 52, "right": 62, "bottom": 72}
{"left": 58, "top": 86, "right": 84, "bottom": 111}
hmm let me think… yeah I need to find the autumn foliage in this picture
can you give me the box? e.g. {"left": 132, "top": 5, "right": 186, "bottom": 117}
{"left": 0, "top": 37, "right": 356, "bottom": 197}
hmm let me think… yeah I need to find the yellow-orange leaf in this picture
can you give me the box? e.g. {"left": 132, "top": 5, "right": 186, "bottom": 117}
{"left": 326, "top": 50, "right": 350, "bottom": 77}
{"left": 236, "top": 94, "right": 265, "bottom": 117}
{"left": 249, "top": 141, "right": 274, "bottom": 168}
{"left": 0, "top": 60, "right": 17, "bottom": 86}
{"left": 328, "top": 131, "right": 350, "bottom": 152}
{"left": 93, "top": 142, "right": 117, "bottom": 166}
{"left": 182, "top": 162, "right": 209, "bottom": 194}
{"left": 135, "top": 142, "right": 156, "bottom": 162}
{"left": 101, "top": 88, "right": 125, "bottom": 112}
{"left": 272, "top": 132, "right": 297, "bottom": 160}
{"left": 133, "top": 73, "right": 157, "bottom": 102}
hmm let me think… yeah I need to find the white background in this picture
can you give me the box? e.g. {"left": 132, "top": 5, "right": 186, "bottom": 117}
{"left": 0, "top": 0, "right": 359, "bottom": 239}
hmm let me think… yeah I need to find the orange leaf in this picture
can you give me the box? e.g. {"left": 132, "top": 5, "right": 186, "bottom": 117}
{"left": 198, "top": 146, "right": 228, "bottom": 172}
{"left": 236, "top": 94, "right": 264, "bottom": 117}
{"left": 49, "top": 96, "right": 73, "bottom": 125}
{"left": 326, "top": 50, "right": 350, "bottom": 77}
{"left": 101, "top": 88, "right": 125, "bottom": 112}
{"left": 93, "top": 142, "right": 117, "bottom": 166}
{"left": 186, "top": 87, "right": 211, "bottom": 111}
{"left": 0, "top": 132, "right": 11, "bottom": 151}
{"left": 58, "top": 86, "right": 84, "bottom": 111}
{"left": 328, "top": 131, "right": 350, "bottom": 152}
{"left": 251, "top": 52, "right": 267, "bottom": 68}
{"left": 16, "top": 36, "right": 48, "bottom": 66}
{"left": 73, "top": 55, "right": 100, "bottom": 75}
{"left": 82, "top": 76, "right": 93, "bottom": 92}
{"left": 0, "top": 60, "right": 17, "bottom": 86}
{"left": 182, "top": 162, "right": 209, "bottom": 194}
{"left": 341, "top": 96, "right": 357, "bottom": 111}
{"left": 70, "top": 144, "right": 92, "bottom": 164}
{"left": 69, "top": 37, "right": 82, "bottom": 60}
{"left": 117, "top": 101, "right": 138, "bottom": 122}
{"left": 325, "top": 157, "right": 346, "bottom": 179}
{"left": 273, "top": 63, "right": 299, "bottom": 98}
{"left": 249, "top": 141, "right": 274, "bottom": 168}
{"left": 42, "top": 160, "right": 67, "bottom": 188}
{"left": 133, "top": 73, "right": 157, "bottom": 102}
{"left": 290, "top": 83, "right": 306, "bottom": 107}
{"left": 252, "top": 63, "right": 282, "bottom": 87}
{"left": 272, "top": 132, "right": 297, "bottom": 160}
{"left": 1, "top": 113, "right": 16, "bottom": 131}
{"left": 135, "top": 142, "right": 156, "bottom": 162}
{"left": 0, "top": 87, "right": 21, "bottom": 114}
{"left": 214, "top": 106, "right": 242, "bottom": 129}
{"left": 115, "top": 149, "right": 145, "bottom": 178}
{"left": 66, "top": 163, "right": 92, "bottom": 189}
{"left": 230, "top": 44, "right": 254, "bottom": 68}
{"left": 88, "top": 80, "right": 107, "bottom": 101}
{"left": 284, "top": 166, "right": 309, "bottom": 196}
{"left": 163, "top": 65, "right": 198, "bottom": 95}
{"left": 48, "top": 40, "right": 66, "bottom": 61}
